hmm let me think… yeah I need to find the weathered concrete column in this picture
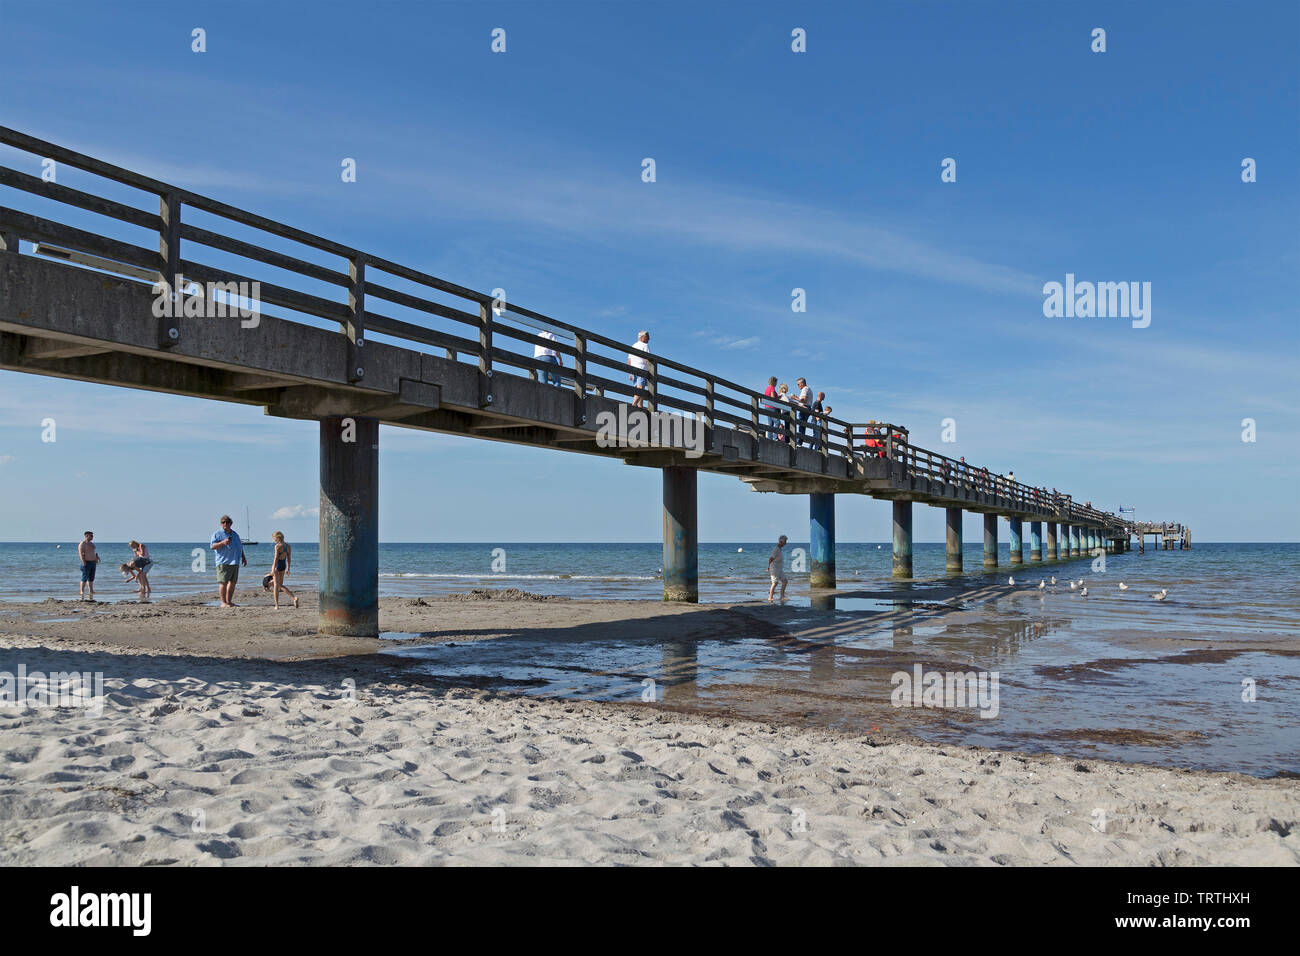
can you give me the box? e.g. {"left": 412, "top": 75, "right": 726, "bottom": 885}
{"left": 1009, "top": 517, "right": 1023, "bottom": 565}
{"left": 892, "top": 500, "right": 913, "bottom": 578}
{"left": 1030, "top": 521, "right": 1043, "bottom": 562}
{"left": 809, "top": 492, "right": 836, "bottom": 589}
{"left": 1067, "top": 525, "right": 1077, "bottom": 557}
{"left": 319, "top": 415, "right": 379, "bottom": 637}
{"left": 983, "top": 513, "right": 998, "bottom": 568}
{"left": 662, "top": 466, "right": 698, "bottom": 602}
{"left": 945, "top": 507, "right": 963, "bottom": 572}
{"left": 1047, "top": 522, "right": 1058, "bottom": 560}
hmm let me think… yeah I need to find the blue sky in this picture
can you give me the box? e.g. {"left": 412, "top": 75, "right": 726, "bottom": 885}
{"left": 0, "top": 0, "right": 1296, "bottom": 544}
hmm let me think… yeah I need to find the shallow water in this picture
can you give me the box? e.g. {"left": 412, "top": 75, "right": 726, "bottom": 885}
{"left": 4, "top": 541, "right": 1297, "bottom": 776}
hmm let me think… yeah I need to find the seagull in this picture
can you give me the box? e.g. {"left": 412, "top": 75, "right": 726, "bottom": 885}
{"left": 1038, "top": 580, "right": 1046, "bottom": 590}
{"left": 1151, "top": 589, "right": 1168, "bottom": 601}
{"left": 1050, "top": 577, "right": 1056, "bottom": 585}
{"left": 1008, "top": 576, "right": 1015, "bottom": 586}
{"left": 1069, "top": 581, "right": 1077, "bottom": 591}
{"left": 1080, "top": 586, "right": 1089, "bottom": 596}
{"left": 737, "top": 547, "right": 743, "bottom": 553}
{"left": 1118, "top": 583, "right": 1129, "bottom": 591}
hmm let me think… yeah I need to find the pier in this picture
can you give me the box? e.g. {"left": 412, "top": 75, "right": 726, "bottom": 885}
{"left": 0, "top": 129, "right": 1182, "bottom": 636}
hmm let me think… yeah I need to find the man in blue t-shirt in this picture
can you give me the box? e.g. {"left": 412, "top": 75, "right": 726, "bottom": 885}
{"left": 210, "top": 514, "right": 248, "bottom": 607}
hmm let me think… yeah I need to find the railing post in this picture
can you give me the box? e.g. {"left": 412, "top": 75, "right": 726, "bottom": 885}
{"left": 750, "top": 394, "right": 760, "bottom": 453}
{"left": 704, "top": 378, "right": 715, "bottom": 430}
{"left": 346, "top": 252, "right": 366, "bottom": 383}
{"left": 573, "top": 332, "right": 587, "bottom": 427}
{"left": 478, "top": 300, "right": 493, "bottom": 408}
{"left": 647, "top": 358, "right": 657, "bottom": 412}
{"left": 157, "top": 191, "right": 182, "bottom": 348}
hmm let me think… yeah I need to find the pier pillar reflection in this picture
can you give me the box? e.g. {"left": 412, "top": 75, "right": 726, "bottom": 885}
{"left": 661, "top": 466, "right": 698, "bottom": 602}
{"left": 318, "top": 415, "right": 379, "bottom": 636}
{"left": 945, "top": 507, "right": 963, "bottom": 572}
{"left": 809, "top": 492, "right": 836, "bottom": 589}
{"left": 892, "top": 500, "right": 913, "bottom": 578}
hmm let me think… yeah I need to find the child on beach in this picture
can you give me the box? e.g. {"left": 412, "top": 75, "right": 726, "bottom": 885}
{"left": 268, "top": 531, "right": 299, "bottom": 609}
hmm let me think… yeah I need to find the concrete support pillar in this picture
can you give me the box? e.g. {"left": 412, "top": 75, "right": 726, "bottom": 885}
{"left": 809, "top": 492, "right": 835, "bottom": 589}
{"left": 945, "top": 507, "right": 962, "bottom": 573}
{"left": 1068, "top": 525, "right": 1078, "bottom": 557}
{"left": 1047, "top": 522, "right": 1058, "bottom": 560}
{"left": 1030, "top": 521, "right": 1043, "bottom": 562}
{"left": 983, "top": 513, "right": 998, "bottom": 568}
{"left": 319, "top": 415, "right": 379, "bottom": 637}
{"left": 892, "top": 500, "right": 913, "bottom": 578}
{"left": 662, "top": 466, "right": 698, "bottom": 602}
{"left": 1009, "top": 517, "right": 1023, "bottom": 565}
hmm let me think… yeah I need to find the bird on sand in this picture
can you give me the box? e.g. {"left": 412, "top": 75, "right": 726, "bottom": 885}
{"left": 1069, "top": 581, "right": 1078, "bottom": 590}
{"left": 1080, "top": 586, "right": 1089, "bottom": 596}
{"left": 1118, "top": 582, "right": 1129, "bottom": 590}
{"left": 1038, "top": 580, "right": 1046, "bottom": 590}
{"left": 1050, "top": 577, "right": 1056, "bottom": 585}
{"left": 1151, "top": 588, "right": 1168, "bottom": 601}
{"left": 1008, "top": 576, "right": 1015, "bottom": 586}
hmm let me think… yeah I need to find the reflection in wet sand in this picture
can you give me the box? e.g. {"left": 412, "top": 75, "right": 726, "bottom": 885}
{"left": 385, "top": 575, "right": 1300, "bottom": 777}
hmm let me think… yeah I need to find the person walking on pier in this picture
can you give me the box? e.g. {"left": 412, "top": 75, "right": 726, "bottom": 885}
{"left": 628, "top": 330, "right": 651, "bottom": 408}
{"left": 794, "top": 378, "right": 812, "bottom": 446}
{"left": 77, "top": 530, "right": 99, "bottom": 601}
{"left": 210, "top": 514, "right": 248, "bottom": 608}
{"left": 810, "top": 391, "right": 826, "bottom": 450}
{"left": 777, "top": 383, "right": 793, "bottom": 442}
{"left": 535, "top": 329, "right": 562, "bottom": 386}
{"left": 268, "top": 531, "right": 299, "bottom": 609}
{"left": 762, "top": 376, "right": 780, "bottom": 439}
{"left": 768, "top": 534, "right": 789, "bottom": 603}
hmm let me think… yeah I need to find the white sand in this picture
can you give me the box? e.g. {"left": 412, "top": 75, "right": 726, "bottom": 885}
{"left": 1, "top": 635, "right": 1295, "bottom": 866}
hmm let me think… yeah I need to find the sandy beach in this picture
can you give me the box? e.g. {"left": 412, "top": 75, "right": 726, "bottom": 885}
{"left": 0, "top": 592, "right": 1296, "bottom": 866}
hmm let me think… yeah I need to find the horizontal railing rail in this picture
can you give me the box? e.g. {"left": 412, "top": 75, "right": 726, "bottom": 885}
{"left": 0, "top": 126, "right": 1130, "bottom": 531}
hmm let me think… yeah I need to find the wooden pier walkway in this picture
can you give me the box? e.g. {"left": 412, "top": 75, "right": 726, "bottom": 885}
{"left": 0, "top": 128, "right": 1183, "bottom": 635}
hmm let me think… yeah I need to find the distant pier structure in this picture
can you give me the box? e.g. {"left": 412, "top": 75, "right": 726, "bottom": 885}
{"left": 0, "top": 129, "right": 1187, "bottom": 635}
{"left": 1133, "top": 522, "right": 1191, "bottom": 553}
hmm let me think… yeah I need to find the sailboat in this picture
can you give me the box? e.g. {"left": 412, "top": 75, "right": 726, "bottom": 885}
{"left": 243, "top": 506, "right": 259, "bottom": 546}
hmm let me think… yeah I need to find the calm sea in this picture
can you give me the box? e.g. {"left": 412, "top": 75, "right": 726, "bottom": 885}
{"left": 3, "top": 541, "right": 1296, "bottom": 775}
{"left": 1, "top": 540, "right": 1297, "bottom": 609}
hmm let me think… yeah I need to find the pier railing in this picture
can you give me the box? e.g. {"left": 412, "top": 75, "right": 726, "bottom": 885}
{"left": 0, "top": 127, "right": 1126, "bottom": 532}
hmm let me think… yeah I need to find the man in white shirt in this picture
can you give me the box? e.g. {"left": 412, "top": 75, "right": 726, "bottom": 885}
{"left": 628, "top": 330, "right": 651, "bottom": 408}
{"left": 534, "top": 329, "right": 561, "bottom": 386}
{"left": 768, "top": 534, "right": 789, "bottom": 603}
{"left": 794, "top": 378, "right": 812, "bottom": 446}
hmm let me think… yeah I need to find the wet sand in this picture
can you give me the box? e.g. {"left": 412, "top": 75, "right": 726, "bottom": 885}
{"left": 0, "top": 589, "right": 1297, "bottom": 865}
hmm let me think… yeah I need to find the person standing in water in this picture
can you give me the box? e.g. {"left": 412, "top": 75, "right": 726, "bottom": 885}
{"left": 124, "top": 540, "right": 152, "bottom": 600}
{"left": 269, "top": 531, "right": 299, "bottom": 609}
{"left": 210, "top": 515, "right": 247, "bottom": 607}
{"left": 77, "top": 531, "right": 99, "bottom": 601}
{"left": 768, "top": 534, "right": 789, "bottom": 603}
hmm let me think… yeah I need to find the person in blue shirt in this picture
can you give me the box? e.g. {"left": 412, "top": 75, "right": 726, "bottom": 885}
{"left": 210, "top": 514, "right": 248, "bottom": 607}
